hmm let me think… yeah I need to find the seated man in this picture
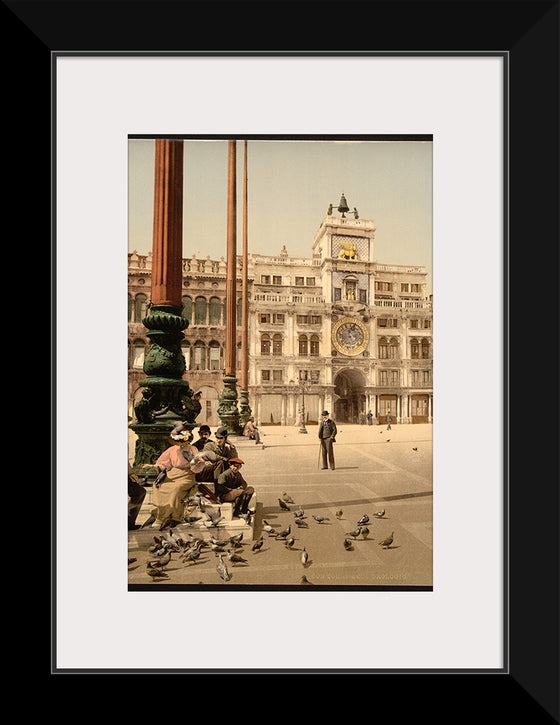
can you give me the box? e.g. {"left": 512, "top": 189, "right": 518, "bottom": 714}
{"left": 128, "top": 462, "right": 146, "bottom": 530}
{"left": 193, "top": 424, "right": 212, "bottom": 452}
{"left": 242, "top": 416, "right": 261, "bottom": 444}
{"left": 215, "top": 458, "right": 254, "bottom": 517}
{"left": 196, "top": 426, "right": 239, "bottom": 483}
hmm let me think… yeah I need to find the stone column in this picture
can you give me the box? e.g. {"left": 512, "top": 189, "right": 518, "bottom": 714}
{"left": 238, "top": 140, "right": 252, "bottom": 428}
{"left": 218, "top": 140, "right": 241, "bottom": 434}
{"left": 130, "top": 139, "right": 200, "bottom": 474}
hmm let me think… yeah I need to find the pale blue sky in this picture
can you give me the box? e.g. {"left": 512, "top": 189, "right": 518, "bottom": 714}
{"left": 128, "top": 138, "right": 433, "bottom": 292}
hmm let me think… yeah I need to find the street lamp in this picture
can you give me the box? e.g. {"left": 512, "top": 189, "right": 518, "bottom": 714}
{"left": 290, "top": 377, "right": 311, "bottom": 434}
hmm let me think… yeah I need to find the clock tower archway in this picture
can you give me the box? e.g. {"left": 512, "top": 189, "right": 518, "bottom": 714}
{"left": 333, "top": 368, "right": 366, "bottom": 424}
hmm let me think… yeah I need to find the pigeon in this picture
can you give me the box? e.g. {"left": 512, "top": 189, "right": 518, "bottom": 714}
{"left": 262, "top": 520, "right": 276, "bottom": 535}
{"left": 183, "top": 515, "right": 201, "bottom": 524}
{"left": 216, "top": 554, "right": 230, "bottom": 581}
{"left": 294, "top": 508, "right": 305, "bottom": 519}
{"left": 227, "top": 550, "right": 248, "bottom": 565}
{"left": 357, "top": 514, "right": 369, "bottom": 526}
{"left": 206, "top": 508, "right": 224, "bottom": 528}
{"left": 346, "top": 527, "right": 362, "bottom": 539}
{"left": 335, "top": 510, "right": 343, "bottom": 519}
{"left": 150, "top": 550, "right": 172, "bottom": 568}
{"left": 412, "top": 447, "right": 418, "bottom": 451}
{"left": 379, "top": 532, "right": 394, "bottom": 549}
{"left": 243, "top": 511, "right": 253, "bottom": 526}
{"left": 278, "top": 498, "right": 290, "bottom": 511}
{"left": 146, "top": 561, "right": 168, "bottom": 580}
{"left": 229, "top": 532, "right": 244, "bottom": 547}
{"left": 373, "top": 510, "right": 386, "bottom": 518}
{"left": 313, "top": 515, "right": 329, "bottom": 524}
{"left": 252, "top": 537, "right": 264, "bottom": 553}
{"left": 163, "top": 529, "right": 182, "bottom": 547}
{"left": 343, "top": 538, "right": 353, "bottom": 551}
{"left": 276, "top": 524, "right": 291, "bottom": 539}
{"left": 282, "top": 492, "right": 295, "bottom": 504}
{"left": 294, "top": 518, "right": 309, "bottom": 528}
{"left": 210, "top": 542, "right": 227, "bottom": 554}
{"left": 140, "top": 513, "right": 156, "bottom": 529}
{"left": 300, "top": 547, "right": 309, "bottom": 567}
{"left": 386, "top": 439, "right": 391, "bottom": 443}
{"left": 284, "top": 536, "right": 296, "bottom": 550}
{"left": 128, "top": 557, "right": 137, "bottom": 565}
{"left": 299, "top": 575, "right": 313, "bottom": 585}
{"left": 181, "top": 547, "right": 202, "bottom": 564}
{"left": 360, "top": 526, "right": 370, "bottom": 540}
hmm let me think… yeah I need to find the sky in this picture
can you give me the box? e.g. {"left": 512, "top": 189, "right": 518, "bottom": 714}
{"left": 128, "top": 138, "right": 433, "bottom": 292}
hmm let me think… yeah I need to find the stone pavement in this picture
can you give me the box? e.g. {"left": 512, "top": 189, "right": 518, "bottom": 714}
{"left": 128, "top": 422, "right": 433, "bottom": 589}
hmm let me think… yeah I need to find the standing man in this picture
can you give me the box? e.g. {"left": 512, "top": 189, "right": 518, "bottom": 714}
{"left": 318, "top": 410, "right": 337, "bottom": 470}
{"left": 366, "top": 410, "right": 373, "bottom": 426}
{"left": 386, "top": 409, "right": 393, "bottom": 430}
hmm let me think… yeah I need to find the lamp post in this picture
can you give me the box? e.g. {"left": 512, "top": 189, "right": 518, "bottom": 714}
{"left": 290, "top": 378, "right": 311, "bottom": 434}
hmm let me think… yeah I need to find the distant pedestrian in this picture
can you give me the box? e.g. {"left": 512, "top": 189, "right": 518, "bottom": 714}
{"left": 318, "top": 410, "right": 337, "bottom": 470}
{"left": 366, "top": 411, "right": 373, "bottom": 426}
{"left": 386, "top": 410, "right": 393, "bottom": 430}
{"left": 243, "top": 416, "right": 261, "bottom": 444}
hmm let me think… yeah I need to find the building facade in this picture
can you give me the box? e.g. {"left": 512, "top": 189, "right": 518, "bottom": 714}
{"left": 128, "top": 208, "right": 433, "bottom": 428}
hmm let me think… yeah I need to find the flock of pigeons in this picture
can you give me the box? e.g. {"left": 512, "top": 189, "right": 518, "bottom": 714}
{"left": 136, "top": 490, "right": 396, "bottom": 584}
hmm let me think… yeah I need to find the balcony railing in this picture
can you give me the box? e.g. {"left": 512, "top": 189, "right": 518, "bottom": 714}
{"left": 374, "top": 298, "right": 432, "bottom": 310}
{"left": 253, "top": 293, "right": 325, "bottom": 304}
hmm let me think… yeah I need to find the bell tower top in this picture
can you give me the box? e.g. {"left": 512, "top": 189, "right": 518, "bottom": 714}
{"left": 313, "top": 196, "right": 376, "bottom": 262}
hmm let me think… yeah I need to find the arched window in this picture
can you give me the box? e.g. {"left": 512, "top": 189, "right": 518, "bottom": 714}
{"left": 237, "top": 298, "right": 243, "bottom": 327}
{"left": 298, "top": 335, "right": 308, "bottom": 356}
{"left": 209, "top": 297, "right": 221, "bottom": 325}
{"left": 182, "top": 296, "right": 192, "bottom": 324}
{"left": 421, "top": 338, "right": 431, "bottom": 359}
{"left": 135, "top": 293, "right": 147, "bottom": 323}
{"left": 132, "top": 339, "right": 145, "bottom": 370}
{"left": 128, "top": 294, "right": 133, "bottom": 322}
{"left": 389, "top": 337, "right": 399, "bottom": 359}
{"left": 272, "top": 334, "right": 283, "bottom": 356}
{"left": 209, "top": 340, "right": 221, "bottom": 370}
{"left": 261, "top": 334, "right": 271, "bottom": 356}
{"left": 193, "top": 341, "right": 206, "bottom": 370}
{"left": 181, "top": 341, "right": 191, "bottom": 371}
{"left": 237, "top": 341, "right": 242, "bottom": 368}
{"left": 378, "top": 337, "right": 389, "bottom": 359}
{"left": 411, "top": 338, "right": 420, "bottom": 359}
{"left": 195, "top": 297, "right": 207, "bottom": 325}
{"left": 310, "top": 335, "right": 320, "bottom": 356}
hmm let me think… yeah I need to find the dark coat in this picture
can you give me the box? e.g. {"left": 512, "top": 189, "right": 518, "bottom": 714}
{"left": 318, "top": 418, "right": 337, "bottom": 440}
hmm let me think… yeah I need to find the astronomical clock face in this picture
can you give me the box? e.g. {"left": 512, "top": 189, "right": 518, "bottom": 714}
{"left": 332, "top": 317, "right": 368, "bottom": 356}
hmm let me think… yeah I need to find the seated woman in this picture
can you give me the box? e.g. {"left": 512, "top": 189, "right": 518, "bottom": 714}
{"left": 148, "top": 429, "right": 200, "bottom": 528}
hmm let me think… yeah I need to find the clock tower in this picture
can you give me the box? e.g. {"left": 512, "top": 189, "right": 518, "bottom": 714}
{"left": 312, "top": 196, "right": 377, "bottom": 422}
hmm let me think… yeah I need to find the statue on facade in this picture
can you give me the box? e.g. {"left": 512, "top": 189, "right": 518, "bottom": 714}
{"left": 338, "top": 240, "right": 358, "bottom": 260}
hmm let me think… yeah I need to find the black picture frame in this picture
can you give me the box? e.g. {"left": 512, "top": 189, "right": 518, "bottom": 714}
{"left": 14, "top": 0, "right": 557, "bottom": 715}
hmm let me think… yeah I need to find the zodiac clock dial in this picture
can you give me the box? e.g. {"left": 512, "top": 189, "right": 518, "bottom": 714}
{"left": 332, "top": 317, "right": 368, "bottom": 356}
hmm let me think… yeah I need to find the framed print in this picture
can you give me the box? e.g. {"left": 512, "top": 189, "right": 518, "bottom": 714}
{"left": 14, "top": 0, "right": 555, "bottom": 710}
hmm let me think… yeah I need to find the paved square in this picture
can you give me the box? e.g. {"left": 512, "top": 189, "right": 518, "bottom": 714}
{"left": 128, "top": 423, "right": 433, "bottom": 589}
